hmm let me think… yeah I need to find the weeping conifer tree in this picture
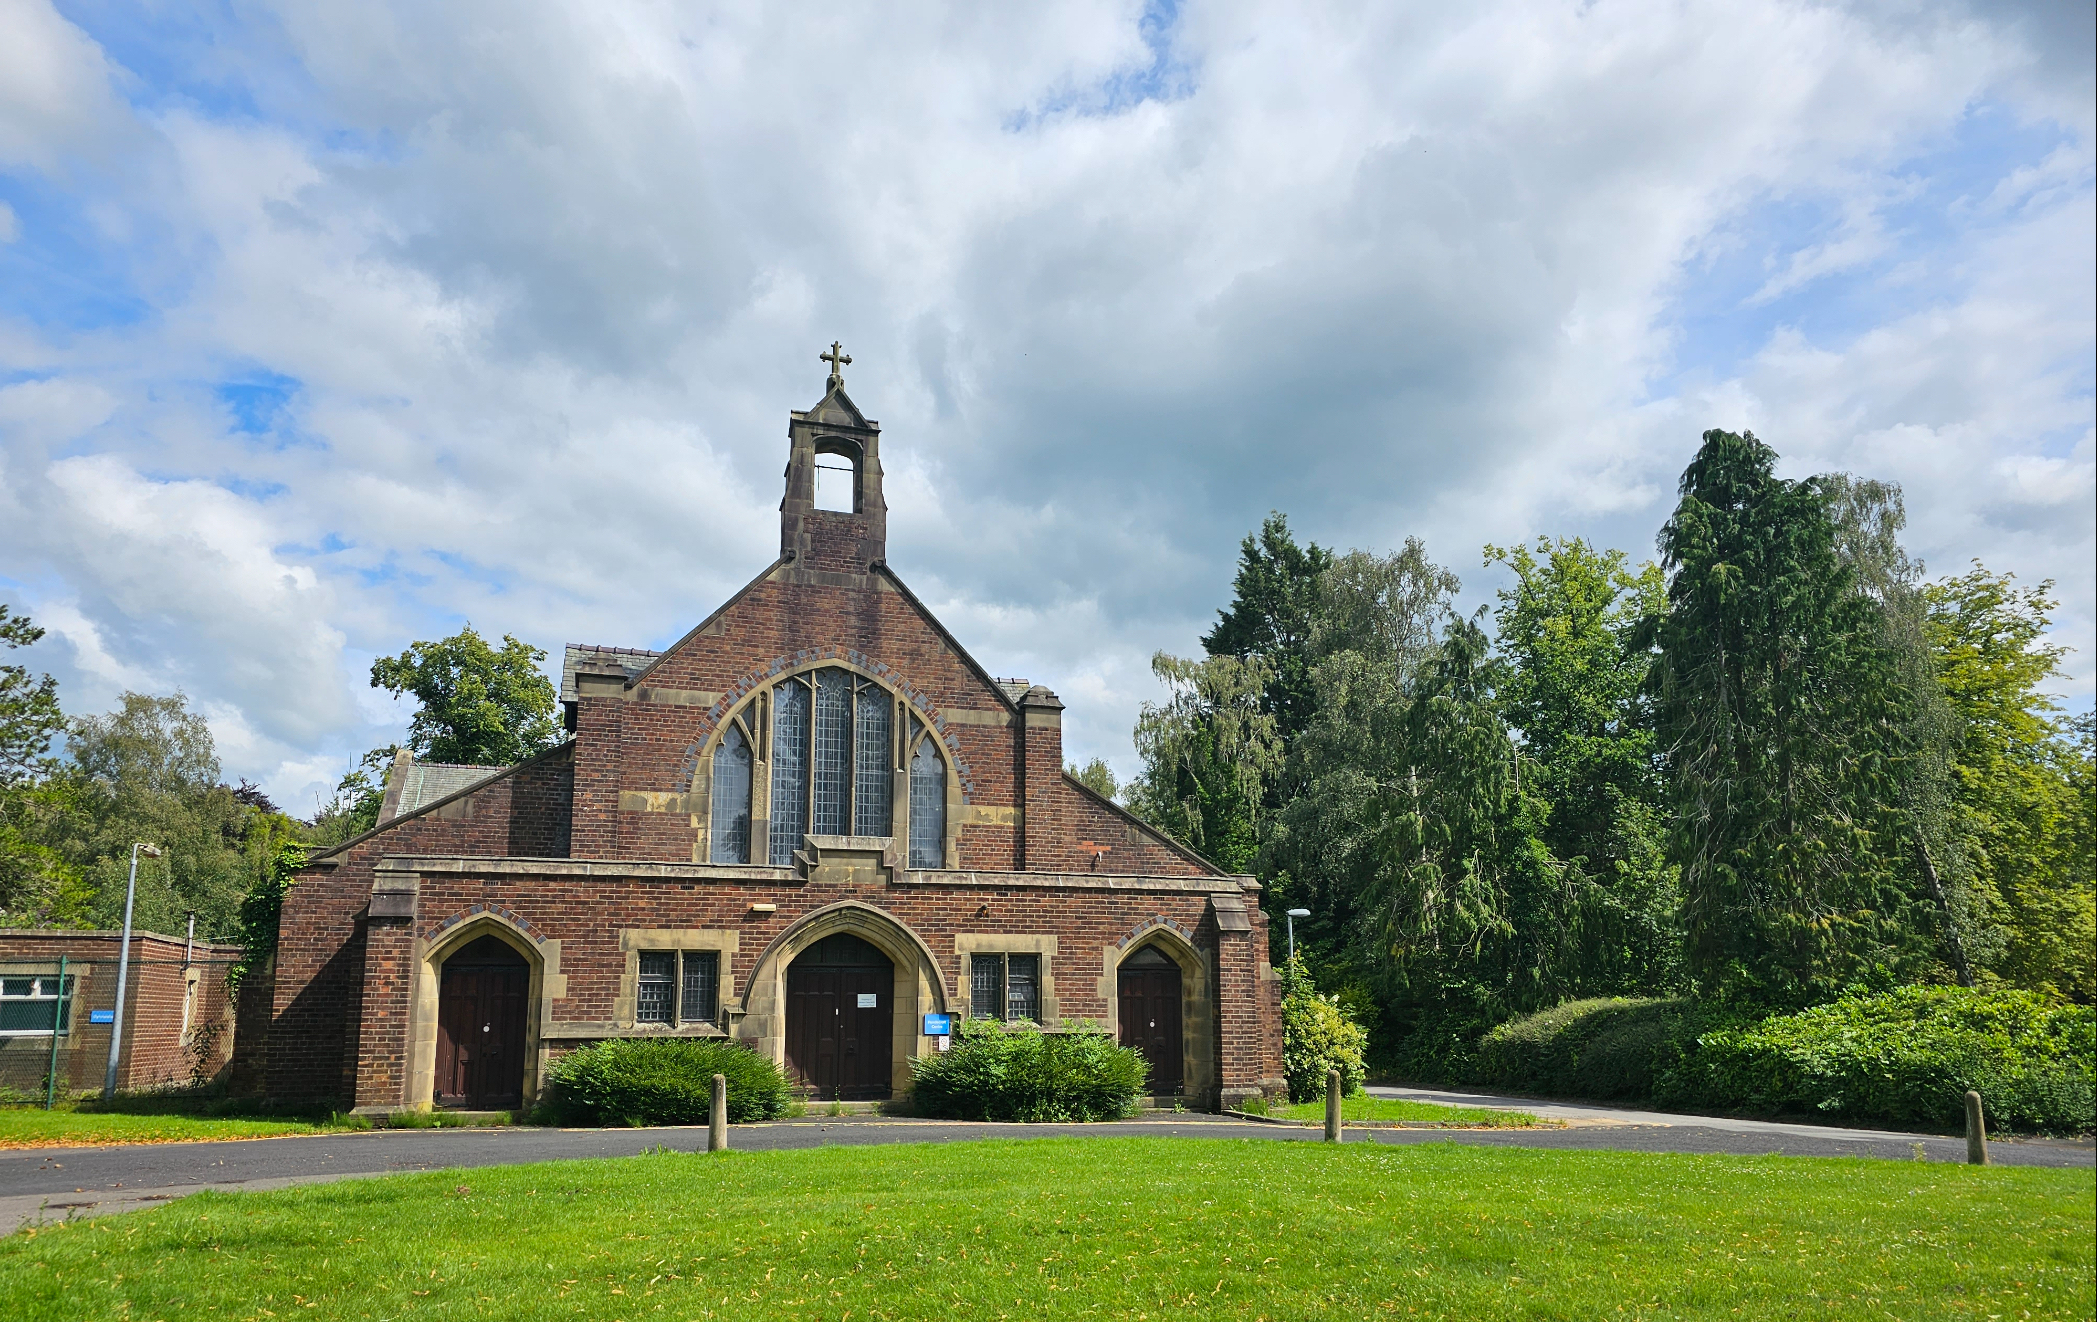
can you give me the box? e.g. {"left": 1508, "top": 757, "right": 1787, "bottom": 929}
{"left": 1647, "top": 430, "right": 1924, "bottom": 1006}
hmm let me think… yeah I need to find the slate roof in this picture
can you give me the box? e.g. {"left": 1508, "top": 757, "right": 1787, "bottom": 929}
{"left": 994, "top": 678, "right": 1033, "bottom": 704}
{"left": 559, "top": 644, "right": 662, "bottom": 702}
{"left": 392, "top": 762, "right": 506, "bottom": 817}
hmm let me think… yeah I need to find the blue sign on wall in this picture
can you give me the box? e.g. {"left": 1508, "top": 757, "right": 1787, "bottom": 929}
{"left": 922, "top": 1013, "right": 953, "bottom": 1036}
{"left": 88, "top": 1009, "right": 115, "bottom": 1024}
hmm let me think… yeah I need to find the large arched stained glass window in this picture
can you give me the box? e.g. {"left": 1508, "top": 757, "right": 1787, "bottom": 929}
{"left": 769, "top": 678, "right": 810, "bottom": 866}
{"left": 909, "top": 739, "right": 946, "bottom": 869}
{"left": 709, "top": 723, "right": 752, "bottom": 864}
{"left": 758, "top": 667, "right": 902, "bottom": 866}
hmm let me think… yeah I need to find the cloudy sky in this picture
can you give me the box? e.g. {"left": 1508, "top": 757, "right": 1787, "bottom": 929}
{"left": 1, "top": 0, "right": 2090, "bottom": 812}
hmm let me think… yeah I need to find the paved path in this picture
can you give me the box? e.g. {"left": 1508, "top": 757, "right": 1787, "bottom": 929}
{"left": 3, "top": 1111, "right": 2087, "bottom": 1234}
{"left": 1368, "top": 1084, "right": 2053, "bottom": 1145}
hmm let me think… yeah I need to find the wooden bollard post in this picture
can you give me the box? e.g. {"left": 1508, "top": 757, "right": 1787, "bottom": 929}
{"left": 709, "top": 1073, "right": 728, "bottom": 1153}
{"left": 1324, "top": 1069, "right": 1342, "bottom": 1143}
{"left": 1964, "top": 1090, "right": 1987, "bottom": 1166}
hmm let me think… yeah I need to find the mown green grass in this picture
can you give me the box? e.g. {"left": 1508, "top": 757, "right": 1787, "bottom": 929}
{"left": 1, "top": 1138, "right": 2087, "bottom": 1320}
{"left": 0, "top": 1104, "right": 347, "bottom": 1149}
{"left": 1272, "top": 1095, "right": 1540, "bottom": 1126}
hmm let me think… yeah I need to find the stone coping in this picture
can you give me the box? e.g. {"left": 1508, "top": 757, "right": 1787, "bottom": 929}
{"left": 361, "top": 856, "right": 1258, "bottom": 894}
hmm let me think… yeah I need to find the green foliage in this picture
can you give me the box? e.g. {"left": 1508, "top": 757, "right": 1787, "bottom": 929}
{"left": 0, "top": 607, "right": 76, "bottom": 921}
{"left": 369, "top": 626, "right": 560, "bottom": 767}
{"left": 1924, "top": 566, "right": 2094, "bottom": 999}
{"left": 1126, "top": 652, "right": 1281, "bottom": 872}
{"left": 304, "top": 747, "right": 393, "bottom": 848}
{"left": 1200, "top": 511, "right": 1333, "bottom": 743}
{"left": 1485, "top": 538, "right": 1683, "bottom": 996}
{"left": 38, "top": 693, "right": 298, "bottom": 940}
{"left": 1649, "top": 430, "right": 1924, "bottom": 1006}
{"left": 228, "top": 839, "right": 305, "bottom": 994}
{"left": 1279, "top": 956, "right": 1369, "bottom": 1102}
{"left": 1064, "top": 757, "right": 1119, "bottom": 801}
{"left": 1472, "top": 997, "right": 1717, "bottom": 1101}
{"left": 1664, "top": 985, "right": 2095, "bottom": 1134}
{"left": 544, "top": 1038, "right": 790, "bottom": 1125}
{"left": 908, "top": 1018, "right": 1146, "bottom": 1121}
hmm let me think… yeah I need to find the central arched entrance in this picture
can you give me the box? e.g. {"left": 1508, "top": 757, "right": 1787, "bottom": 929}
{"left": 435, "top": 935, "right": 529, "bottom": 1109}
{"left": 786, "top": 933, "right": 894, "bottom": 1100}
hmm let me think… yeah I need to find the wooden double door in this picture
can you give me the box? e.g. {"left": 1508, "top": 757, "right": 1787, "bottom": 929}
{"left": 436, "top": 935, "right": 529, "bottom": 1110}
{"left": 785, "top": 933, "right": 894, "bottom": 1101}
{"left": 1118, "top": 945, "right": 1184, "bottom": 1096}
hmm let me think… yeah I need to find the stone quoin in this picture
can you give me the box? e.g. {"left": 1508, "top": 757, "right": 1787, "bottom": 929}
{"left": 247, "top": 351, "right": 1286, "bottom": 1113}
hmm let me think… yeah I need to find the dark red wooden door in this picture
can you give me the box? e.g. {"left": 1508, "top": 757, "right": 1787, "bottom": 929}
{"left": 785, "top": 935, "right": 893, "bottom": 1100}
{"left": 436, "top": 936, "right": 529, "bottom": 1109}
{"left": 1118, "top": 964, "right": 1183, "bottom": 1095}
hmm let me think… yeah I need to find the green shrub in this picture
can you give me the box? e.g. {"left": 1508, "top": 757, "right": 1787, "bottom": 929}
{"left": 545, "top": 1038, "right": 790, "bottom": 1126}
{"left": 908, "top": 1019, "right": 1145, "bottom": 1122}
{"left": 1280, "top": 958, "right": 1369, "bottom": 1103}
{"left": 1472, "top": 997, "right": 1714, "bottom": 1101}
{"left": 1660, "top": 986, "right": 2095, "bottom": 1134}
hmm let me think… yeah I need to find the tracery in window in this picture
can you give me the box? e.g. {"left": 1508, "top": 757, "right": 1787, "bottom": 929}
{"left": 854, "top": 687, "right": 893, "bottom": 836}
{"left": 811, "top": 668, "right": 853, "bottom": 836}
{"left": 769, "top": 678, "right": 810, "bottom": 866}
{"left": 910, "top": 739, "right": 946, "bottom": 869}
{"left": 709, "top": 723, "right": 753, "bottom": 864}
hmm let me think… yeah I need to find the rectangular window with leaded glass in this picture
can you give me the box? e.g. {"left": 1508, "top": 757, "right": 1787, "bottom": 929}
{"left": 636, "top": 951, "right": 723, "bottom": 1027}
{"left": 968, "top": 953, "right": 1042, "bottom": 1023}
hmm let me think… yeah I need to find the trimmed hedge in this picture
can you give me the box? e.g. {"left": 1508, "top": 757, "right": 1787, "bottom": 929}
{"left": 545, "top": 1037, "right": 791, "bottom": 1126}
{"left": 1472, "top": 997, "right": 1712, "bottom": 1101}
{"left": 909, "top": 1019, "right": 1146, "bottom": 1122}
{"left": 1659, "top": 986, "right": 2094, "bottom": 1134}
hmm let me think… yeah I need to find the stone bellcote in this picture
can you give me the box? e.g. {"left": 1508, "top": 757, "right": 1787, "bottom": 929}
{"left": 780, "top": 363, "right": 887, "bottom": 574}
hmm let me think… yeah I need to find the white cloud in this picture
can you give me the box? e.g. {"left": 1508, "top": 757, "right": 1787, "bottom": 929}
{"left": 0, "top": 0, "right": 2087, "bottom": 801}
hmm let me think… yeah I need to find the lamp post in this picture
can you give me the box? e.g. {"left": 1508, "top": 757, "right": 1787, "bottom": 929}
{"left": 102, "top": 843, "right": 162, "bottom": 1100}
{"left": 1284, "top": 908, "right": 1310, "bottom": 964}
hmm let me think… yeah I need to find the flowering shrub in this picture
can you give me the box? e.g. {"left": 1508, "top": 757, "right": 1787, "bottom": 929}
{"left": 1280, "top": 958, "right": 1368, "bottom": 1103}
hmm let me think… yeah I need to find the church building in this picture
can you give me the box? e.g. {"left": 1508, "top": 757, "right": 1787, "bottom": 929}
{"left": 258, "top": 351, "right": 1284, "bottom": 1113}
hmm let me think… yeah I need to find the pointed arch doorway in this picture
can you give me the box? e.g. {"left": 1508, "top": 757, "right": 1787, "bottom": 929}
{"left": 435, "top": 935, "right": 529, "bottom": 1109}
{"left": 1118, "top": 943, "right": 1184, "bottom": 1096}
{"left": 786, "top": 933, "right": 894, "bottom": 1100}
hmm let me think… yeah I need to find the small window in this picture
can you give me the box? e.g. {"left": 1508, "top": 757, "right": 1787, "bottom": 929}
{"left": 681, "top": 950, "right": 720, "bottom": 1025}
{"left": 0, "top": 974, "right": 75, "bottom": 1036}
{"left": 968, "top": 953, "right": 1041, "bottom": 1023}
{"left": 636, "top": 952, "right": 676, "bottom": 1025}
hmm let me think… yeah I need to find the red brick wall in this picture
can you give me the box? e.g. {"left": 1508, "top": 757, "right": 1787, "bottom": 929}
{"left": 0, "top": 930, "right": 240, "bottom": 1093}
{"left": 267, "top": 745, "right": 574, "bottom": 1103}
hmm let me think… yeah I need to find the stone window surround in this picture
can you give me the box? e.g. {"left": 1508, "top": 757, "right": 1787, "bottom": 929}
{"left": 953, "top": 933, "right": 1059, "bottom": 1025}
{"left": 686, "top": 658, "right": 967, "bottom": 872}
{"left": 613, "top": 929, "right": 741, "bottom": 1033}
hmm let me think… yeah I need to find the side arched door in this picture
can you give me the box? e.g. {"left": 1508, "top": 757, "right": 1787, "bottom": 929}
{"left": 436, "top": 935, "right": 529, "bottom": 1109}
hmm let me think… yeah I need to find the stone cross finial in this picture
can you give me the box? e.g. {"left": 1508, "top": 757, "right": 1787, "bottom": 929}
{"left": 821, "top": 340, "right": 851, "bottom": 386}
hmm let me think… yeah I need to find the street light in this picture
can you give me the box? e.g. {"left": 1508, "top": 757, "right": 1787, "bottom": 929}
{"left": 103, "top": 843, "right": 162, "bottom": 1100}
{"left": 1284, "top": 908, "right": 1311, "bottom": 964}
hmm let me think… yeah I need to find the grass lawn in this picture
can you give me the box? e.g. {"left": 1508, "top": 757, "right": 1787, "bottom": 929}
{"left": 1, "top": 1138, "right": 2087, "bottom": 1320}
{"left": 0, "top": 1103, "right": 351, "bottom": 1149}
{"left": 1269, "top": 1095, "right": 1541, "bottom": 1126}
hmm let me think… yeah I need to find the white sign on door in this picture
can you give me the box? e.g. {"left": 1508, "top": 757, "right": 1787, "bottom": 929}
{"left": 856, "top": 992, "right": 878, "bottom": 1008}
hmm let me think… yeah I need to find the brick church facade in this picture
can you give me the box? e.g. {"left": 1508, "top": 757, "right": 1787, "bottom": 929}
{"left": 258, "top": 357, "right": 1285, "bottom": 1113}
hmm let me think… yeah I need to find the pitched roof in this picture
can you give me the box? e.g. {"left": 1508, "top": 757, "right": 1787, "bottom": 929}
{"left": 559, "top": 644, "right": 662, "bottom": 703}
{"left": 393, "top": 762, "right": 506, "bottom": 817}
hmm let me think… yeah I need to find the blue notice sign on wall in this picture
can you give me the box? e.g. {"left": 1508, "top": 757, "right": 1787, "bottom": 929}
{"left": 89, "top": 1009, "right": 115, "bottom": 1024}
{"left": 922, "top": 1013, "right": 953, "bottom": 1036}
